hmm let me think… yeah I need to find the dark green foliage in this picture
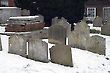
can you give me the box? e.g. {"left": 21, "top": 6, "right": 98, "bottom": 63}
{"left": 14, "top": 0, "right": 87, "bottom": 26}
{"left": 90, "top": 29, "right": 101, "bottom": 34}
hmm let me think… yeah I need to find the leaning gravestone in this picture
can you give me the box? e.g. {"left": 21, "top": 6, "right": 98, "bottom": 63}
{"left": 9, "top": 35, "right": 27, "bottom": 57}
{"left": 68, "top": 21, "right": 90, "bottom": 50}
{"left": 50, "top": 44, "right": 73, "bottom": 67}
{"left": 93, "top": 16, "right": 103, "bottom": 27}
{"left": 0, "top": 36, "right": 2, "bottom": 51}
{"left": 101, "top": 21, "right": 110, "bottom": 36}
{"left": 28, "top": 38, "right": 48, "bottom": 63}
{"left": 87, "top": 35, "right": 106, "bottom": 55}
{"left": 48, "top": 25, "right": 66, "bottom": 44}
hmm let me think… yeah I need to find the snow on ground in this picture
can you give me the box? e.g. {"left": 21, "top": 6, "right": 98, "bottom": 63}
{"left": 0, "top": 26, "right": 110, "bottom": 73}
{"left": 88, "top": 24, "right": 101, "bottom": 31}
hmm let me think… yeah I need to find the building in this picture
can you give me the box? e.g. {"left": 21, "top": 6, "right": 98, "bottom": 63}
{"left": 85, "top": 0, "right": 110, "bottom": 21}
{"left": 0, "top": 0, "right": 15, "bottom": 7}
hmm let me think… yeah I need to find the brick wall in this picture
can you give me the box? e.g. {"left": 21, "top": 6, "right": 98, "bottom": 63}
{"left": 0, "top": 0, "right": 15, "bottom": 6}
{"left": 0, "top": 0, "right": 1, "bottom": 6}
{"left": 8, "top": 0, "right": 15, "bottom": 6}
{"left": 85, "top": 0, "right": 110, "bottom": 17}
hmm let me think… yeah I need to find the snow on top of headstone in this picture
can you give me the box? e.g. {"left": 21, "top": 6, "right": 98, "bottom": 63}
{"left": 0, "top": 7, "right": 18, "bottom": 9}
{"left": 9, "top": 16, "right": 40, "bottom": 20}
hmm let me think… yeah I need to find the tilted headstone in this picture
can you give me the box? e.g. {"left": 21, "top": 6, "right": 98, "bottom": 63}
{"left": 50, "top": 45, "right": 73, "bottom": 67}
{"left": 101, "top": 24, "right": 110, "bottom": 36}
{"left": 52, "top": 17, "right": 71, "bottom": 36}
{"left": 68, "top": 21, "right": 90, "bottom": 50}
{"left": 87, "top": 35, "right": 106, "bottom": 55}
{"left": 28, "top": 38, "right": 48, "bottom": 63}
{"left": 9, "top": 35, "right": 27, "bottom": 57}
{"left": 93, "top": 16, "right": 103, "bottom": 27}
{"left": 0, "top": 36, "right": 2, "bottom": 51}
{"left": 48, "top": 25, "right": 66, "bottom": 44}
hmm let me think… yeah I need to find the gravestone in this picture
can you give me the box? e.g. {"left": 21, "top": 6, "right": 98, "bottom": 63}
{"left": 68, "top": 21, "right": 90, "bottom": 50}
{"left": 48, "top": 25, "right": 66, "bottom": 44}
{"left": 9, "top": 35, "right": 27, "bottom": 57}
{"left": 27, "top": 28, "right": 48, "bottom": 39}
{"left": 52, "top": 17, "right": 71, "bottom": 36}
{"left": 52, "top": 17, "right": 59, "bottom": 25}
{"left": 0, "top": 36, "right": 2, "bottom": 51}
{"left": 37, "top": 14, "right": 44, "bottom": 23}
{"left": 28, "top": 38, "right": 48, "bottom": 63}
{"left": 40, "top": 28, "right": 48, "bottom": 39}
{"left": 21, "top": 9, "right": 30, "bottom": 16}
{"left": 87, "top": 35, "right": 106, "bottom": 55}
{"left": 50, "top": 45, "right": 73, "bottom": 67}
{"left": 93, "top": 16, "right": 102, "bottom": 27}
{"left": 101, "top": 24, "right": 110, "bottom": 36}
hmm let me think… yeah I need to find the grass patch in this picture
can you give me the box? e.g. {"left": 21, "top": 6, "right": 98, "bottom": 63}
{"left": 90, "top": 29, "right": 101, "bottom": 34}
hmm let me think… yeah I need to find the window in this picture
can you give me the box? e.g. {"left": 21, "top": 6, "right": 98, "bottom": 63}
{"left": 87, "top": 7, "right": 96, "bottom": 18}
{"left": 103, "top": 7, "right": 110, "bottom": 20}
{"left": 1, "top": 0, "right": 8, "bottom": 6}
{"left": 86, "top": 7, "right": 96, "bottom": 21}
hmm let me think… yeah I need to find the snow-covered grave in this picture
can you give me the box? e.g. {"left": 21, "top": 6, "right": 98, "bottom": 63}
{"left": 0, "top": 22, "right": 110, "bottom": 73}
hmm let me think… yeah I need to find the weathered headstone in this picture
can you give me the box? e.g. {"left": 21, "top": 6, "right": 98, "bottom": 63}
{"left": 87, "top": 35, "right": 106, "bottom": 55}
{"left": 52, "top": 17, "right": 59, "bottom": 25}
{"left": 93, "top": 16, "right": 103, "bottom": 27}
{"left": 50, "top": 45, "right": 73, "bottom": 67}
{"left": 28, "top": 38, "right": 48, "bottom": 63}
{"left": 27, "top": 28, "right": 48, "bottom": 39}
{"left": 37, "top": 14, "right": 44, "bottom": 23}
{"left": 52, "top": 17, "right": 71, "bottom": 36}
{"left": 9, "top": 35, "right": 27, "bottom": 57}
{"left": 0, "top": 36, "right": 2, "bottom": 51}
{"left": 101, "top": 24, "right": 110, "bottom": 36}
{"left": 68, "top": 21, "right": 90, "bottom": 50}
{"left": 48, "top": 25, "right": 66, "bottom": 44}
{"left": 21, "top": 9, "right": 30, "bottom": 16}
{"left": 37, "top": 28, "right": 48, "bottom": 39}
{"left": 82, "top": 17, "right": 87, "bottom": 22}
